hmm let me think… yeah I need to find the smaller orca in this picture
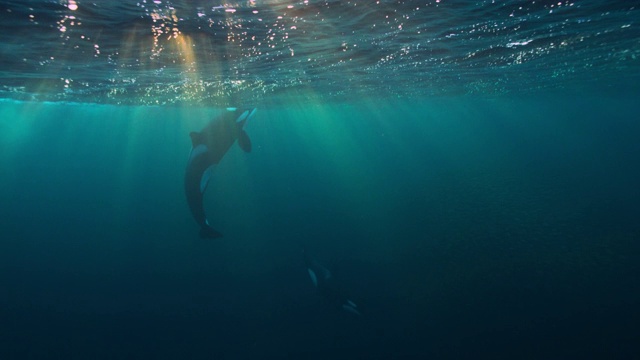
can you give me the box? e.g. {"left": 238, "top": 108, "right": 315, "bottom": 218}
{"left": 184, "top": 108, "right": 256, "bottom": 238}
{"left": 303, "top": 247, "right": 362, "bottom": 316}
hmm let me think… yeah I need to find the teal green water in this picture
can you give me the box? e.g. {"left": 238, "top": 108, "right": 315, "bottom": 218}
{"left": 1, "top": 94, "right": 638, "bottom": 358}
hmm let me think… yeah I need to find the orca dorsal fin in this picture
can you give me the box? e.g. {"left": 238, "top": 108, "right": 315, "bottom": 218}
{"left": 237, "top": 130, "right": 252, "bottom": 153}
{"left": 189, "top": 131, "right": 204, "bottom": 147}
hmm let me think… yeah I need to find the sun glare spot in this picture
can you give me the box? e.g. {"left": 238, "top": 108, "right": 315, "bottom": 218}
{"left": 67, "top": 0, "right": 78, "bottom": 11}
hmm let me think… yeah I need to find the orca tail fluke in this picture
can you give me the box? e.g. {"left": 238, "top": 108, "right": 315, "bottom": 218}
{"left": 342, "top": 300, "right": 362, "bottom": 316}
{"left": 200, "top": 225, "right": 223, "bottom": 239}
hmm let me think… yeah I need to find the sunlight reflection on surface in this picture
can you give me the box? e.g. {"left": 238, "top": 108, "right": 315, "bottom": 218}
{"left": 0, "top": 1, "right": 637, "bottom": 106}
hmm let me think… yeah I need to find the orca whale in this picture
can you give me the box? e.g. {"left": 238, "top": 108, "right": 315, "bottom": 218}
{"left": 184, "top": 108, "right": 256, "bottom": 238}
{"left": 303, "top": 247, "right": 362, "bottom": 316}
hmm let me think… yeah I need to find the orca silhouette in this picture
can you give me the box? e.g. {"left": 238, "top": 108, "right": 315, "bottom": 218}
{"left": 184, "top": 108, "right": 256, "bottom": 238}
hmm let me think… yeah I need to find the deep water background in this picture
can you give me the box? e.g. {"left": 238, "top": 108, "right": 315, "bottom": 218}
{"left": 1, "top": 94, "right": 639, "bottom": 359}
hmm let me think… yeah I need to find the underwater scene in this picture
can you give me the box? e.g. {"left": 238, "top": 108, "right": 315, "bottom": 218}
{"left": 1, "top": 1, "right": 639, "bottom": 359}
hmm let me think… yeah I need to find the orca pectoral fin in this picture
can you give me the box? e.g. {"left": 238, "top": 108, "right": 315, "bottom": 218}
{"left": 235, "top": 110, "right": 250, "bottom": 124}
{"left": 307, "top": 268, "right": 319, "bottom": 287}
{"left": 236, "top": 108, "right": 257, "bottom": 128}
{"left": 200, "top": 224, "right": 223, "bottom": 239}
{"left": 247, "top": 108, "right": 257, "bottom": 121}
{"left": 238, "top": 130, "right": 252, "bottom": 153}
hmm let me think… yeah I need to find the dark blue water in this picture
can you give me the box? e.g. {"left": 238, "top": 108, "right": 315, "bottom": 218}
{"left": 1, "top": 0, "right": 640, "bottom": 359}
